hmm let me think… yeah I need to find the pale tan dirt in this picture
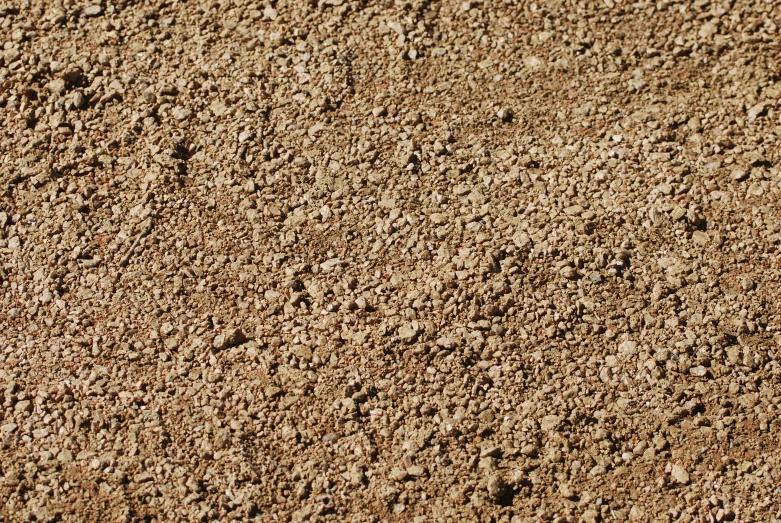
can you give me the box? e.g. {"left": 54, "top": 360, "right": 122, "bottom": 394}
{"left": 1, "top": 0, "right": 781, "bottom": 522}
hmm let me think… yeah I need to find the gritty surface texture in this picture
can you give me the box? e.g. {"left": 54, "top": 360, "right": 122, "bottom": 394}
{"left": 1, "top": 0, "right": 781, "bottom": 522}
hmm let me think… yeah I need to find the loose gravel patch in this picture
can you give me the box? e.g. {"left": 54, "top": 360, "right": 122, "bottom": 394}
{"left": 1, "top": 0, "right": 781, "bottom": 521}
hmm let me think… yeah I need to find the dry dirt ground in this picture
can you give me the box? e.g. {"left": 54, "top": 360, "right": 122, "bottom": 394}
{"left": 2, "top": 0, "right": 781, "bottom": 521}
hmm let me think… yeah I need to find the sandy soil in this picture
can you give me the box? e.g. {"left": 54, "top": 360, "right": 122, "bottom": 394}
{"left": 1, "top": 0, "right": 781, "bottom": 521}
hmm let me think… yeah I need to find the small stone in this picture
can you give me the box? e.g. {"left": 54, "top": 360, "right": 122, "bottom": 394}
{"left": 698, "top": 21, "right": 718, "bottom": 39}
{"left": 478, "top": 456, "right": 496, "bottom": 470}
{"left": 747, "top": 182, "right": 764, "bottom": 197}
{"left": 265, "top": 385, "right": 282, "bottom": 398}
{"left": 291, "top": 344, "right": 312, "bottom": 361}
{"left": 1, "top": 423, "right": 18, "bottom": 435}
{"left": 589, "top": 464, "right": 606, "bottom": 476}
{"left": 731, "top": 168, "right": 748, "bottom": 181}
{"left": 14, "top": 400, "right": 32, "bottom": 413}
{"left": 349, "top": 468, "right": 365, "bottom": 485}
{"left": 389, "top": 467, "right": 409, "bottom": 481}
{"left": 76, "top": 451, "right": 97, "bottom": 461}
{"left": 560, "top": 266, "right": 578, "bottom": 280}
{"left": 398, "top": 323, "right": 419, "bottom": 344}
{"left": 134, "top": 472, "right": 153, "bottom": 483}
{"left": 540, "top": 415, "right": 562, "bottom": 432}
{"left": 618, "top": 340, "right": 637, "bottom": 354}
{"left": 738, "top": 393, "right": 758, "bottom": 409}
{"left": 480, "top": 445, "right": 502, "bottom": 458}
{"left": 213, "top": 328, "right": 245, "bottom": 350}
{"left": 263, "top": 6, "right": 278, "bottom": 20}
{"left": 372, "top": 107, "right": 387, "bottom": 118}
{"left": 559, "top": 483, "right": 576, "bottom": 500}
{"left": 520, "top": 443, "right": 538, "bottom": 457}
{"left": 690, "top": 365, "right": 708, "bottom": 377}
{"left": 691, "top": 231, "right": 709, "bottom": 246}
{"left": 406, "top": 465, "right": 426, "bottom": 477}
{"left": 72, "top": 90, "right": 87, "bottom": 109}
{"left": 581, "top": 509, "right": 600, "bottom": 523}
{"left": 747, "top": 101, "right": 766, "bottom": 123}
{"left": 477, "top": 409, "right": 495, "bottom": 424}
{"left": 84, "top": 5, "right": 103, "bottom": 16}
{"left": 319, "top": 258, "right": 342, "bottom": 272}
{"left": 436, "top": 336, "right": 458, "bottom": 349}
{"left": 670, "top": 464, "right": 690, "bottom": 484}
{"left": 172, "top": 107, "right": 192, "bottom": 120}
{"left": 512, "top": 231, "right": 532, "bottom": 251}
{"left": 280, "top": 394, "right": 299, "bottom": 409}
{"left": 430, "top": 213, "right": 449, "bottom": 225}
{"left": 486, "top": 474, "right": 507, "bottom": 501}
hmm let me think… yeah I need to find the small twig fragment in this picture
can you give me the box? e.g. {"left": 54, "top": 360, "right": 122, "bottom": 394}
{"left": 119, "top": 218, "right": 155, "bottom": 268}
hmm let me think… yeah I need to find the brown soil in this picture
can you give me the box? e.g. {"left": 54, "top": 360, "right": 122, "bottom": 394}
{"left": 1, "top": 0, "right": 781, "bottom": 522}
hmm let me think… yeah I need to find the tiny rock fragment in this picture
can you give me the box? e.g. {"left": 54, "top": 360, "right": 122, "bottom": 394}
{"left": 690, "top": 365, "right": 708, "bottom": 377}
{"left": 389, "top": 468, "right": 409, "bottom": 481}
{"left": 581, "top": 509, "right": 600, "bottom": 523}
{"left": 406, "top": 465, "right": 426, "bottom": 477}
{"left": 430, "top": 213, "right": 449, "bottom": 225}
{"left": 213, "top": 328, "right": 246, "bottom": 350}
{"left": 691, "top": 231, "right": 709, "bottom": 246}
{"left": 265, "top": 385, "right": 283, "bottom": 398}
{"left": 478, "top": 409, "right": 495, "bottom": 424}
{"left": 559, "top": 483, "right": 576, "bottom": 500}
{"left": 1, "top": 423, "right": 18, "bottom": 435}
{"left": 320, "top": 258, "right": 342, "bottom": 273}
{"left": 746, "top": 102, "right": 766, "bottom": 123}
{"left": 398, "top": 323, "right": 419, "bottom": 344}
{"left": 173, "top": 107, "right": 192, "bottom": 120}
{"left": 540, "top": 415, "right": 563, "bottom": 432}
{"left": 512, "top": 231, "right": 532, "bottom": 251}
{"left": 731, "top": 168, "right": 748, "bottom": 181}
{"left": 486, "top": 474, "right": 507, "bottom": 501}
{"left": 84, "top": 5, "right": 103, "bottom": 16}
{"left": 747, "top": 182, "right": 764, "bottom": 197}
{"left": 670, "top": 464, "right": 690, "bottom": 484}
{"left": 560, "top": 266, "right": 578, "bottom": 280}
{"left": 73, "top": 90, "right": 88, "bottom": 109}
{"left": 436, "top": 336, "right": 458, "bottom": 349}
{"left": 480, "top": 445, "right": 502, "bottom": 458}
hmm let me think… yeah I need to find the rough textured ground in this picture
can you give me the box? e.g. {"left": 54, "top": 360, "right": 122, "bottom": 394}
{"left": 2, "top": 0, "right": 781, "bottom": 521}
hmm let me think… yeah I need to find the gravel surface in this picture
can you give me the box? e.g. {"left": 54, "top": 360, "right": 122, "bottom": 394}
{"left": 2, "top": 0, "right": 781, "bottom": 521}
